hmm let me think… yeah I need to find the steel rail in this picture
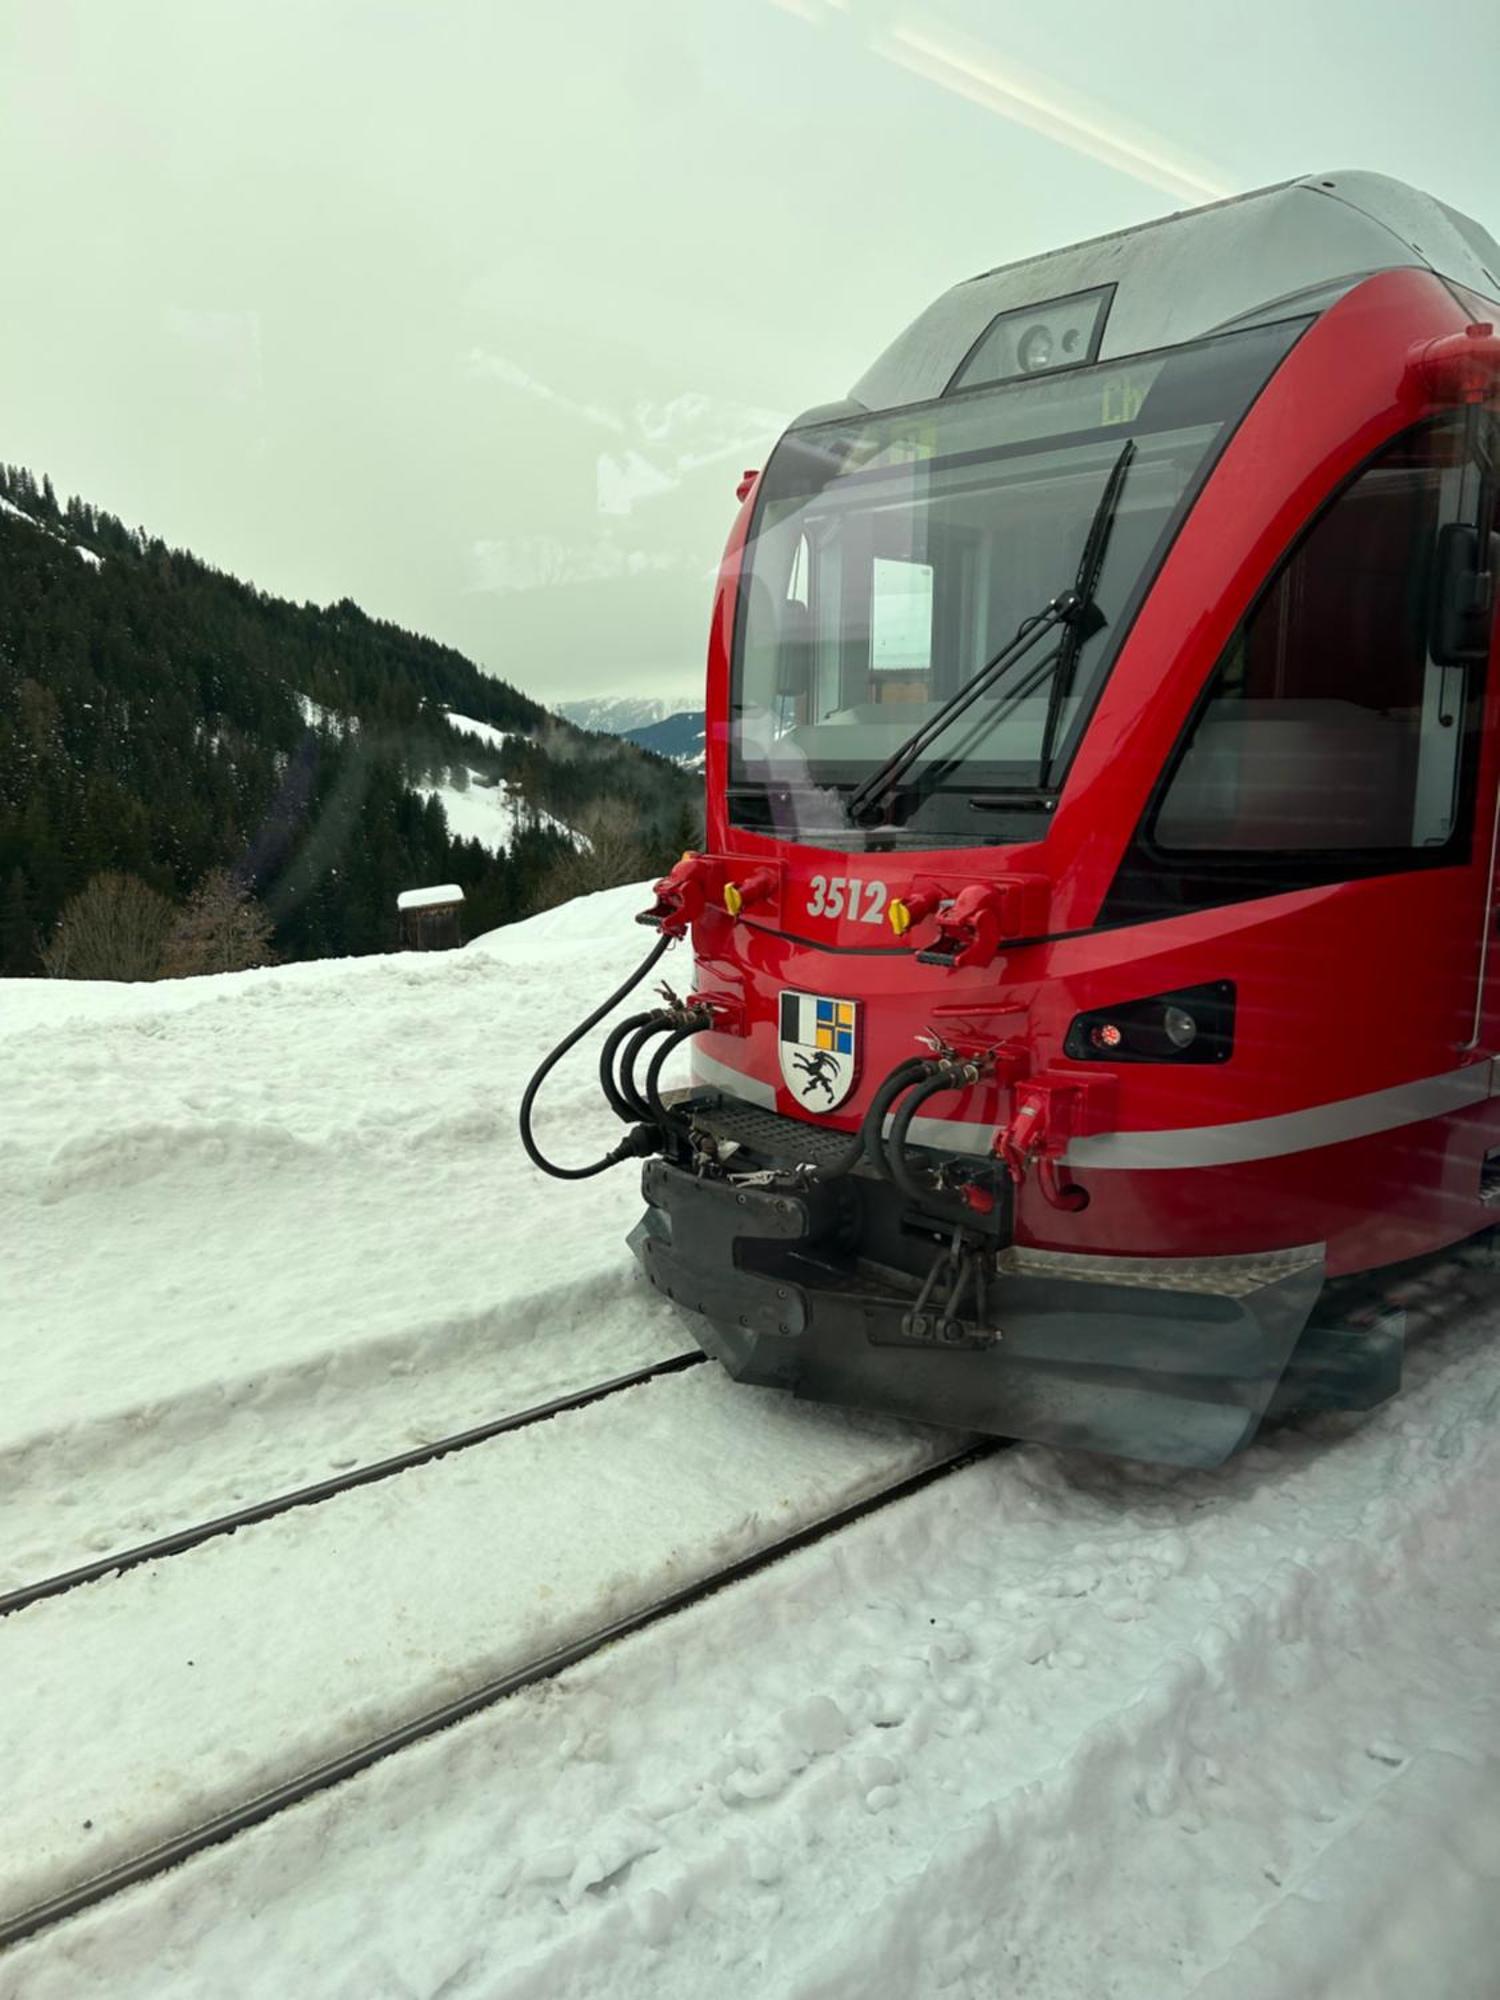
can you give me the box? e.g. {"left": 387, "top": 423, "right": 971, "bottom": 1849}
{"left": 0, "top": 1350, "right": 708, "bottom": 1620}
{"left": 0, "top": 1439, "right": 998, "bottom": 1956}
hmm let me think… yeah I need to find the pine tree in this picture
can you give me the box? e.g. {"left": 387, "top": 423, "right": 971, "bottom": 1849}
{"left": 0, "top": 867, "right": 38, "bottom": 974}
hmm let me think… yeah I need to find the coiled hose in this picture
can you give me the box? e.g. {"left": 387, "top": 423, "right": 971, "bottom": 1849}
{"left": 518, "top": 934, "right": 674, "bottom": 1181}
{"left": 644, "top": 1014, "right": 712, "bottom": 1131}
{"left": 599, "top": 1008, "right": 671, "bottom": 1123}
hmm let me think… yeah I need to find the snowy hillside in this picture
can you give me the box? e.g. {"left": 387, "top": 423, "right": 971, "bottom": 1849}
{"left": 2, "top": 896, "right": 1499, "bottom": 1996}
{"left": 0, "top": 467, "right": 700, "bottom": 973}
{"left": 416, "top": 766, "right": 582, "bottom": 856}
{"left": 0, "top": 491, "right": 103, "bottom": 569}
{"left": 443, "top": 707, "right": 512, "bottom": 752}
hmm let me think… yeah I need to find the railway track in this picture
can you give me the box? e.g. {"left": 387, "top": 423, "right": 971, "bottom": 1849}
{"left": 0, "top": 1350, "right": 709, "bottom": 1620}
{"left": 0, "top": 1439, "right": 996, "bottom": 1955}
{"left": 12, "top": 1246, "right": 1488, "bottom": 1629}
{"left": 4, "top": 1245, "right": 1491, "bottom": 1958}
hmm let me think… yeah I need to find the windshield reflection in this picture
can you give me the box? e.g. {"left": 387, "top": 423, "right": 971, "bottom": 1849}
{"left": 730, "top": 319, "right": 1305, "bottom": 850}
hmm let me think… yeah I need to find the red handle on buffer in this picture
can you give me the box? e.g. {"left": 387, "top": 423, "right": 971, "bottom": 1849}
{"left": 916, "top": 885, "right": 1007, "bottom": 970}
{"left": 638, "top": 852, "right": 718, "bottom": 938}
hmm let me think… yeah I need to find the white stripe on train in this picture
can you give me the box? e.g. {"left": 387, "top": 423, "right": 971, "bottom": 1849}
{"left": 690, "top": 1049, "right": 1500, "bottom": 1170}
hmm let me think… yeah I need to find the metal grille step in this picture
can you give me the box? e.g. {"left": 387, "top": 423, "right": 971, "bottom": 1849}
{"left": 688, "top": 1092, "right": 861, "bottom": 1171}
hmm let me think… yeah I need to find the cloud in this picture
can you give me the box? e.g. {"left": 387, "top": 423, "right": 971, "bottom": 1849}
{"left": 464, "top": 348, "right": 626, "bottom": 434}
{"left": 597, "top": 449, "right": 679, "bottom": 517}
{"left": 466, "top": 533, "right": 681, "bottom": 596}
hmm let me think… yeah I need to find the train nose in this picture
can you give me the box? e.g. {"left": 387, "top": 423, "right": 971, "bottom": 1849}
{"left": 631, "top": 1141, "right": 1348, "bottom": 1467}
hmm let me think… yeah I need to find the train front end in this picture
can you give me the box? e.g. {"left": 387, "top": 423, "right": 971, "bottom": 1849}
{"left": 615, "top": 174, "right": 1500, "bottom": 1466}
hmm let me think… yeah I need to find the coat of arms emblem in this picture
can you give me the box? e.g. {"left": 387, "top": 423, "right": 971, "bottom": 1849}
{"left": 778, "top": 991, "right": 859, "bottom": 1110}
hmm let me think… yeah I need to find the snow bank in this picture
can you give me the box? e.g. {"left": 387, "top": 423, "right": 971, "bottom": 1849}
{"left": 0, "top": 883, "right": 691, "bottom": 1583}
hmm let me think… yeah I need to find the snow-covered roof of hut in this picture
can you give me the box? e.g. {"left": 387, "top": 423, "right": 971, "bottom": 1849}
{"left": 396, "top": 884, "right": 465, "bottom": 912}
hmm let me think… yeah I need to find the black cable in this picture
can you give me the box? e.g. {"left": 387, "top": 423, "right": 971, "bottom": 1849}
{"left": 860, "top": 1057, "right": 936, "bottom": 1183}
{"left": 599, "top": 1009, "right": 670, "bottom": 1124}
{"left": 620, "top": 1016, "right": 681, "bottom": 1123}
{"left": 784, "top": 1056, "right": 932, "bottom": 1183}
{"left": 887, "top": 1067, "right": 967, "bottom": 1207}
{"left": 644, "top": 1018, "right": 709, "bottom": 1130}
{"left": 517, "top": 934, "right": 674, "bottom": 1181}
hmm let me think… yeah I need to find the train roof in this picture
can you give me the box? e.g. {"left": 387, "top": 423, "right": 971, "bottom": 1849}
{"left": 842, "top": 172, "right": 1500, "bottom": 418}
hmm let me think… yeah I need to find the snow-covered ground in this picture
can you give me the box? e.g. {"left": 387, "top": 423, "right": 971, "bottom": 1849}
{"left": 1, "top": 1366, "right": 938, "bottom": 1931}
{"left": 0, "top": 889, "right": 685, "bottom": 1587}
{"left": 2, "top": 887, "right": 1499, "bottom": 1997}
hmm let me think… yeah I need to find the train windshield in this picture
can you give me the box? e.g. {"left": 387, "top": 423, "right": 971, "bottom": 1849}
{"left": 730, "top": 317, "right": 1305, "bottom": 849}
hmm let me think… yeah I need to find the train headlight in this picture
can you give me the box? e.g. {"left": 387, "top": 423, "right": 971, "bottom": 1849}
{"left": 1162, "top": 1005, "right": 1198, "bottom": 1051}
{"left": 1064, "top": 982, "right": 1234, "bottom": 1065}
{"left": 947, "top": 284, "right": 1113, "bottom": 393}
{"left": 1017, "top": 324, "right": 1055, "bottom": 373}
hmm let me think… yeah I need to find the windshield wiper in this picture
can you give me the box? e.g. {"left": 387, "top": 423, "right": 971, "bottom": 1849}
{"left": 846, "top": 439, "right": 1136, "bottom": 830}
{"left": 1038, "top": 437, "right": 1136, "bottom": 782}
{"left": 845, "top": 598, "right": 1072, "bottom": 828}
{"left": 968, "top": 790, "right": 1058, "bottom": 812}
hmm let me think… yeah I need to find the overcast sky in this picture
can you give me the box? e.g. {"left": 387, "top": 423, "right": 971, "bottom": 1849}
{"left": 2, "top": 0, "right": 1496, "bottom": 705}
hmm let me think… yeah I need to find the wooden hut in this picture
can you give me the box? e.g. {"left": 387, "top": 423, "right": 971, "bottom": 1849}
{"left": 397, "top": 883, "right": 465, "bottom": 951}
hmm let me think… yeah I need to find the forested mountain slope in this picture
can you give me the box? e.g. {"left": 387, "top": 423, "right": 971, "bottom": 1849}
{"left": 0, "top": 467, "right": 697, "bottom": 973}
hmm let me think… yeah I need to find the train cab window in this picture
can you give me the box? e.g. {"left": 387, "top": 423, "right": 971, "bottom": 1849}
{"left": 730, "top": 317, "right": 1306, "bottom": 849}
{"left": 1153, "top": 417, "right": 1489, "bottom": 864}
{"left": 869, "top": 557, "right": 934, "bottom": 696}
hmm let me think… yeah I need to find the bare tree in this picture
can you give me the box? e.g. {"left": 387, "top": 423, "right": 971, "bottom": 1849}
{"left": 160, "top": 869, "right": 277, "bottom": 978}
{"left": 529, "top": 797, "right": 652, "bottom": 913}
{"left": 43, "top": 872, "right": 177, "bottom": 981}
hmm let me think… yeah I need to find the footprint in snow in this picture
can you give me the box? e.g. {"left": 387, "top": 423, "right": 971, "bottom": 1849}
{"left": 779, "top": 1694, "right": 848, "bottom": 1757}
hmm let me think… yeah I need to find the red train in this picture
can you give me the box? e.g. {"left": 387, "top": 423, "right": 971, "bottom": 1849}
{"left": 525, "top": 172, "right": 1500, "bottom": 1465}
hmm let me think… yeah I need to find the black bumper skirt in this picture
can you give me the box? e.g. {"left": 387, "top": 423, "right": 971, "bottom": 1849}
{"left": 631, "top": 1151, "right": 1394, "bottom": 1468}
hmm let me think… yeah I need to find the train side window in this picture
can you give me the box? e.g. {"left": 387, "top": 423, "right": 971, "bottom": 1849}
{"left": 1154, "top": 418, "right": 1484, "bottom": 860}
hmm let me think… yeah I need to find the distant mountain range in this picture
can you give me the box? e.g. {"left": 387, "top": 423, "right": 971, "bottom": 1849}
{"left": 621, "top": 712, "right": 706, "bottom": 768}
{"left": 556, "top": 695, "right": 689, "bottom": 735}
{"left": 558, "top": 696, "right": 707, "bottom": 770}
{"left": 0, "top": 467, "right": 697, "bottom": 974}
